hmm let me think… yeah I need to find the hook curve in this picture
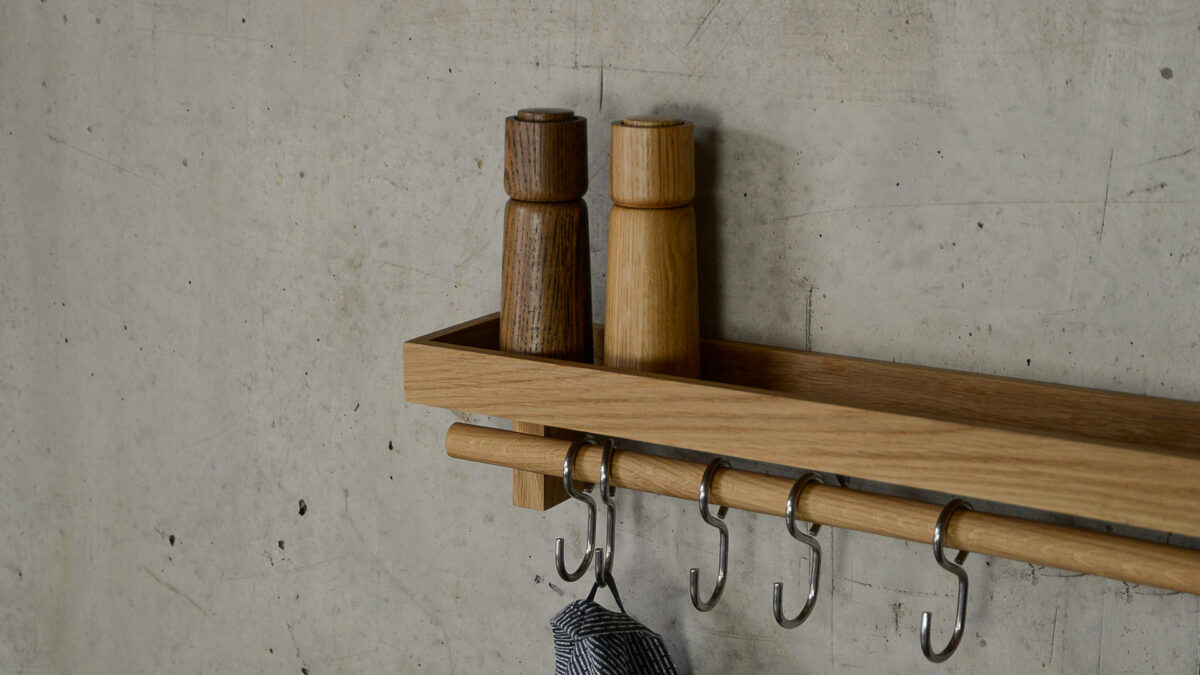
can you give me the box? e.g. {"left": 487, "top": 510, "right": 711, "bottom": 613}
{"left": 554, "top": 437, "right": 597, "bottom": 582}
{"left": 773, "top": 472, "right": 824, "bottom": 628}
{"left": 690, "top": 457, "right": 731, "bottom": 612}
{"left": 920, "top": 498, "right": 973, "bottom": 663}
{"left": 594, "top": 438, "right": 617, "bottom": 586}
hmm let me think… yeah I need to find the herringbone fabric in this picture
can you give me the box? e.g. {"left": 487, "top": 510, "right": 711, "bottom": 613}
{"left": 550, "top": 598, "right": 677, "bottom": 674}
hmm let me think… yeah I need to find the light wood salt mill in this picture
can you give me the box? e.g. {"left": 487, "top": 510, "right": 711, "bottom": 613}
{"left": 605, "top": 115, "right": 700, "bottom": 377}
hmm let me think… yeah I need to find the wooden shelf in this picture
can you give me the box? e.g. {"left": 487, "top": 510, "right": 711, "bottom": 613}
{"left": 404, "top": 313, "right": 1200, "bottom": 538}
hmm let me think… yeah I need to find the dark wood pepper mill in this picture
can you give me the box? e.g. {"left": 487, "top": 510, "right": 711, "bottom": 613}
{"left": 501, "top": 108, "right": 592, "bottom": 510}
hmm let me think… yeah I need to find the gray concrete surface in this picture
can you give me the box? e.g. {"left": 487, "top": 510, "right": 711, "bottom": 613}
{"left": 2, "top": 1, "right": 1198, "bottom": 673}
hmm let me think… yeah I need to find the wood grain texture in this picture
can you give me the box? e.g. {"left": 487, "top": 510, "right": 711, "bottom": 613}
{"left": 404, "top": 319, "right": 1200, "bottom": 537}
{"left": 700, "top": 338, "right": 1200, "bottom": 456}
{"left": 604, "top": 205, "right": 700, "bottom": 377}
{"left": 445, "top": 423, "right": 1200, "bottom": 595}
{"left": 501, "top": 109, "right": 590, "bottom": 508}
{"left": 516, "top": 108, "right": 574, "bottom": 122}
{"left": 501, "top": 200, "right": 593, "bottom": 363}
{"left": 425, "top": 315, "right": 1200, "bottom": 454}
{"left": 609, "top": 118, "right": 695, "bottom": 208}
{"left": 504, "top": 112, "right": 587, "bottom": 202}
{"left": 510, "top": 421, "right": 570, "bottom": 509}
{"left": 501, "top": 200, "right": 590, "bottom": 507}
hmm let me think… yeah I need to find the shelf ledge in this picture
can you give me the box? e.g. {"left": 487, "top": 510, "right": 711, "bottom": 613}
{"left": 404, "top": 314, "right": 1200, "bottom": 538}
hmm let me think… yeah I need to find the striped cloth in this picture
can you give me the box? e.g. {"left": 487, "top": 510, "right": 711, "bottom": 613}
{"left": 550, "top": 582, "right": 677, "bottom": 675}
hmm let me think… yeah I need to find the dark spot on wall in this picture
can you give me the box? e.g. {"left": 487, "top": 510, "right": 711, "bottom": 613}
{"left": 299, "top": 171, "right": 305, "bottom": 178}
{"left": 1026, "top": 358, "right": 1031, "bottom": 366}
{"left": 169, "top": 534, "right": 176, "bottom": 546}
{"left": 62, "top": 14, "right": 67, "bottom": 23}
{"left": 353, "top": 403, "right": 359, "bottom": 412}
{"left": 182, "top": 158, "right": 188, "bottom": 167}
{"left": 302, "top": 668, "right": 309, "bottom": 675}
{"left": 298, "top": 499, "right": 307, "bottom": 516}
{"left": 242, "top": 18, "right": 246, "bottom": 23}
{"left": 278, "top": 540, "right": 285, "bottom": 550}
{"left": 388, "top": 440, "right": 394, "bottom": 451}
{"left": 1160, "top": 67, "right": 1173, "bottom": 80}
{"left": 96, "top": 17, "right": 100, "bottom": 24}
{"left": 977, "top": 222, "right": 983, "bottom": 228}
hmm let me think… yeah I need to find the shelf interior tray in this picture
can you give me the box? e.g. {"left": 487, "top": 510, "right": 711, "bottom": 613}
{"left": 405, "top": 313, "right": 1200, "bottom": 538}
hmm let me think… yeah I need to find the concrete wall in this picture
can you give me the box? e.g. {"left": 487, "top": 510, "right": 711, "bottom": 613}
{"left": 2, "top": 1, "right": 1198, "bottom": 672}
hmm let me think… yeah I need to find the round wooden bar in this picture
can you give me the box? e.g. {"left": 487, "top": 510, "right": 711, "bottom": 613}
{"left": 445, "top": 422, "right": 1200, "bottom": 595}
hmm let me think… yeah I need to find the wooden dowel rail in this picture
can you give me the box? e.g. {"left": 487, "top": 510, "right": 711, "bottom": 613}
{"left": 446, "top": 422, "right": 1200, "bottom": 595}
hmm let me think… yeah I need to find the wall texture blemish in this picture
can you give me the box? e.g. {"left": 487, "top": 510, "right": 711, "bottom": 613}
{"left": 2, "top": 0, "right": 1199, "bottom": 672}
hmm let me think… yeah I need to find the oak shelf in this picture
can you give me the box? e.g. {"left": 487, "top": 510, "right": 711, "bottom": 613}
{"left": 404, "top": 313, "right": 1200, "bottom": 539}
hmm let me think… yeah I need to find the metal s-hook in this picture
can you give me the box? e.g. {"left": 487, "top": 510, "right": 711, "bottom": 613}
{"left": 554, "top": 437, "right": 597, "bottom": 582}
{"left": 594, "top": 438, "right": 617, "bottom": 586}
{"left": 690, "top": 457, "right": 731, "bottom": 612}
{"left": 773, "top": 472, "right": 824, "bottom": 629}
{"left": 920, "top": 498, "right": 973, "bottom": 663}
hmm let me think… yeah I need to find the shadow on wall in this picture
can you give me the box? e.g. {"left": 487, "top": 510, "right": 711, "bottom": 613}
{"left": 662, "top": 105, "right": 811, "bottom": 348}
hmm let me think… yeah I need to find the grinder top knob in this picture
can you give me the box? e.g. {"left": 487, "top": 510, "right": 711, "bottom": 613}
{"left": 504, "top": 108, "right": 588, "bottom": 202}
{"left": 610, "top": 114, "right": 695, "bottom": 208}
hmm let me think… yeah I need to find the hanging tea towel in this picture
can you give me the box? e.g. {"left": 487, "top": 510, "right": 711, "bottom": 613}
{"left": 550, "top": 579, "right": 677, "bottom": 675}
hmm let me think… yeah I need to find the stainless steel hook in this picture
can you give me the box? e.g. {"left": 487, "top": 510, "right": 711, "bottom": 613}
{"left": 690, "top": 457, "right": 731, "bottom": 612}
{"left": 920, "top": 498, "right": 973, "bottom": 663}
{"left": 554, "top": 437, "right": 597, "bottom": 582}
{"left": 773, "top": 472, "right": 823, "bottom": 629}
{"left": 594, "top": 438, "right": 617, "bottom": 586}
